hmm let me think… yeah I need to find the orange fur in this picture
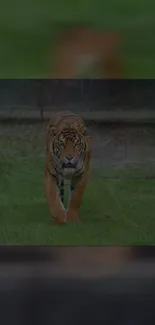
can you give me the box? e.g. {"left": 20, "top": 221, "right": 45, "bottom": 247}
{"left": 51, "top": 25, "right": 124, "bottom": 78}
{"left": 44, "top": 111, "right": 92, "bottom": 224}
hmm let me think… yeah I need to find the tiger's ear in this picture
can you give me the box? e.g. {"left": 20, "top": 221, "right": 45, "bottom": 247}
{"left": 83, "top": 126, "right": 88, "bottom": 135}
{"left": 49, "top": 126, "right": 56, "bottom": 136}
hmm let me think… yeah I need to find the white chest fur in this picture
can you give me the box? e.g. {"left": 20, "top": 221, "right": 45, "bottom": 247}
{"left": 63, "top": 168, "right": 75, "bottom": 180}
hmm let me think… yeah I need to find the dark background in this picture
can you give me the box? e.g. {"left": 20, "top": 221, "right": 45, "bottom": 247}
{"left": 0, "top": 246, "right": 155, "bottom": 325}
{"left": 0, "top": 79, "right": 155, "bottom": 109}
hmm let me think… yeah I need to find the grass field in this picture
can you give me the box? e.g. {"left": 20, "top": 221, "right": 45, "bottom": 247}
{"left": 1, "top": 0, "right": 155, "bottom": 77}
{"left": 1, "top": 157, "right": 155, "bottom": 245}
{"left": 1, "top": 123, "right": 155, "bottom": 245}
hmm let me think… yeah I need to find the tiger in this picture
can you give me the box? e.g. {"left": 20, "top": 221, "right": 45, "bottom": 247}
{"left": 44, "top": 111, "right": 92, "bottom": 224}
{"left": 51, "top": 23, "right": 124, "bottom": 78}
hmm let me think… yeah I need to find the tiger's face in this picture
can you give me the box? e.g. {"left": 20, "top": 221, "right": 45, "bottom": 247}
{"left": 53, "top": 128, "right": 86, "bottom": 169}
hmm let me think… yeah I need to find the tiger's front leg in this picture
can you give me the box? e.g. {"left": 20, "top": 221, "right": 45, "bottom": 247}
{"left": 67, "top": 136, "right": 92, "bottom": 222}
{"left": 44, "top": 169, "right": 67, "bottom": 224}
{"left": 67, "top": 171, "right": 88, "bottom": 222}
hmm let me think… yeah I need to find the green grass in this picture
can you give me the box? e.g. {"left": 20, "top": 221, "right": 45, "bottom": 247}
{"left": 1, "top": 158, "right": 155, "bottom": 245}
{"left": 0, "top": 0, "right": 155, "bottom": 77}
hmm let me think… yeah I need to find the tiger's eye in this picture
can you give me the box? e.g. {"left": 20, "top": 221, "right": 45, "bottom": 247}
{"left": 60, "top": 142, "right": 64, "bottom": 148}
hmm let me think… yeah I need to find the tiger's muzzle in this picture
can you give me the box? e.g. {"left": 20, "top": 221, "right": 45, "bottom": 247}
{"left": 62, "top": 155, "right": 78, "bottom": 168}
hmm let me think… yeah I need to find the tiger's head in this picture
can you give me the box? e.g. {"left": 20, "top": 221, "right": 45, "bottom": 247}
{"left": 49, "top": 125, "right": 91, "bottom": 172}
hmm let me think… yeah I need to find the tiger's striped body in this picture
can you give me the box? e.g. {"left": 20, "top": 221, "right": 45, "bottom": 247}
{"left": 44, "top": 111, "right": 92, "bottom": 223}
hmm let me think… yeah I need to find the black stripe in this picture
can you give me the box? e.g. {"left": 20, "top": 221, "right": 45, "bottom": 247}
{"left": 75, "top": 170, "right": 84, "bottom": 177}
{"left": 70, "top": 171, "right": 84, "bottom": 192}
{"left": 60, "top": 177, "right": 64, "bottom": 204}
{"left": 47, "top": 168, "right": 56, "bottom": 178}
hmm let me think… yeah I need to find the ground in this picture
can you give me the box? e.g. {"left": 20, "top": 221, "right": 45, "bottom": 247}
{"left": 0, "top": 122, "right": 155, "bottom": 245}
{"left": 1, "top": 0, "right": 155, "bottom": 77}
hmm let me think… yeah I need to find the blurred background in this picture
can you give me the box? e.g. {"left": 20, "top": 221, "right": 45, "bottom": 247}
{"left": 0, "top": 246, "right": 155, "bottom": 324}
{"left": 0, "top": 79, "right": 155, "bottom": 245}
{"left": 0, "top": 79, "right": 155, "bottom": 121}
{"left": 0, "top": 0, "right": 155, "bottom": 77}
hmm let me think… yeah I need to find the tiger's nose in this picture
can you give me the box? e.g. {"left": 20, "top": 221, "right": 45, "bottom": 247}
{"left": 65, "top": 156, "right": 74, "bottom": 161}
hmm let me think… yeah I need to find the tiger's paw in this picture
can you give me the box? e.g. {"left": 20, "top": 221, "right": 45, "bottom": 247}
{"left": 53, "top": 218, "right": 67, "bottom": 225}
{"left": 67, "top": 209, "right": 81, "bottom": 222}
{"left": 52, "top": 213, "right": 67, "bottom": 225}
